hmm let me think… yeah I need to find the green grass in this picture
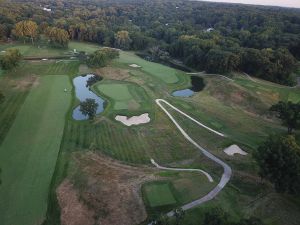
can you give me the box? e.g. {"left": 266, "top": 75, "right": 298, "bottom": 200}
{"left": 68, "top": 41, "right": 102, "bottom": 54}
{"left": 116, "top": 51, "right": 182, "bottom": 84}
{"left": 0, "top": 43, "right": 70, "bottom": 57}
{"left": 0, "top": 41, "right": 101, "bottom": 57}
{"left": 0, "top": 75, "right": 72, "bottom": 225}
{"left": 234, "top": 76, "right": 300, "bottom": 104}
{"left": 96, "top": 80, "right": 151, "bottom": 112}
{"left": 144, "top": 182, "right": 177, "bottom": 207}
{"left": 6, "top": 61, "right": 80, "bottom": 77}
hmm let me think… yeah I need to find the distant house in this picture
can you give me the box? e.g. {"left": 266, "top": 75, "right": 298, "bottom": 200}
{"left": 43, "top": 7, "right": 51, "bottom": 12}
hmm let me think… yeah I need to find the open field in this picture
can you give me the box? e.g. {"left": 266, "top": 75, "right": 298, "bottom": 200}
{"left": 0, "top": 41, "right": 101, "bottom": 57}
{"left": 5, "top": 60, "right": 80, "bottom": 77}
{"left": 0, "top": 75, "right": 72, "bottom": 225}
{"left": 117, "top": 51, "right": 183, "bottom": 84}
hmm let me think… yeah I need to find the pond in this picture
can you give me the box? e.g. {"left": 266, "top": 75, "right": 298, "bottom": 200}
{"left": 172, "top": 76, "right": 205, "bottom": 97}
{"left": 72, "top": 74, "right": 105, "bottom": 120}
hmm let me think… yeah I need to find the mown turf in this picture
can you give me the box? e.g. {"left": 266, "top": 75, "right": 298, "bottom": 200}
{"left": 96, "top": 80, "right": 151, "bottom": 111}
{"left": 0, "top": 75, "right": 72, "bottom": 225}
{"left": 145, "top": 182, "right": 177, "bottom": 207}
{"left": 68, "top": 41, "right": 102, "bottom": 54}
{"left": 6, "top": 60, "right": 80, "bottom": 77}
{"left": 0, "top": 41, "right": 101, "bottom": 57}
{"left": 0, "top": 43, "right": 70, "bottom": 57}
{"left": 116, "top": 51, "right": 181, "bottom": 84}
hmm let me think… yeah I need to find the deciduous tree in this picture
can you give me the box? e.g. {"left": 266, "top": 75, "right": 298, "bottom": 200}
{"left": 270, "top": 101, "right": 300, "bottom": 134}
{"left": 79, "top": 98, "right": 99, "bottom": 120}
{"left": 0, "top": 49, "right": 22, "bottom": 70}
{"left": 254, "top": 135, "right": 300, "bottom": 194}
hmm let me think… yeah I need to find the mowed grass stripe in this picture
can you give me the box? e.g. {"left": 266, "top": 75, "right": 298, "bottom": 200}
{"left": 0, "top": 75, "right": 72, "bottom": 225}
{"left": 0, "top": 91, "right": 29, "bottom": 144}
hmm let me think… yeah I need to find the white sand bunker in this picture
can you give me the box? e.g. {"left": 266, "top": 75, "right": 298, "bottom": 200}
{"left": 224, "top": 144, "right": 248, "bottom": 156}
{"left": 129, "top": 64, "right": 141, "bottom": 68}
{"left": 115, "top": 113, "right": 150, "bottom": 126}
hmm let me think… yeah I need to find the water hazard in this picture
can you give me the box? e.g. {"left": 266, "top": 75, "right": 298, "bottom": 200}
{"left": 72, "top": 74, "right": 105, "bottom": 120}
{"left": 172, "top": 76, "right": 205, "bottom": 97}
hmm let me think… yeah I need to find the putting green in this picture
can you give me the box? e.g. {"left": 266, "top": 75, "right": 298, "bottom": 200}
{"left": 0, "top": 75, "right": 72, "bottom": 225}
{"left": 144, "top": 182, "right": 177, "bottom": 207}
{"left": 97, "top": 81, "right": 150, "bottom": 111}
{"left": 117, "top": 51, "right": 180, "bottom": 84}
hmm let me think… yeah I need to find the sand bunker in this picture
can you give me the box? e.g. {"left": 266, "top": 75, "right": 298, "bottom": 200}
{"left": 129, "top": 64, "right": 141, "bottom": 68}
{"left": 223, "top": 144, "right": 247, "bottom": 156}
{"left": 115, "top": 113, "right": 150, "bottom": 126}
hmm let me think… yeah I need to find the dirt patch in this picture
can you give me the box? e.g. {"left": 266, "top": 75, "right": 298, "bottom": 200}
{"left": 57, "top": 180, "right": 95, "bottom": 225}
{"left": 59, "top": 152, "right": 156, "bottom": 225}
{"left": 94, "top": 67, "right": 130, "bottom": 80}
{"left": 11, "top": 75, "right": 39, "bottom": 91}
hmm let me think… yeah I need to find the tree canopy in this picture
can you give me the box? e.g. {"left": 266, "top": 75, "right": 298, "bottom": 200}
{"left": 14, "top": 20, "right": 38, "bottom": 44}
{"left": 87, "top": 48, "right": 119, "bottom": 68}
{"left": 0, "top": 49, "right": 22, "bottom": 70}
{"left": 0, "top": 0, "right": 299, "bottom": 84}
{"left": 254, "top": 135, "right": 300, "bottom": 194}
{"left": 270, "top": 101, "right": 300, "bottom": 134}
{"left": 79, "top": 98, "right": 99, "bottom": 120}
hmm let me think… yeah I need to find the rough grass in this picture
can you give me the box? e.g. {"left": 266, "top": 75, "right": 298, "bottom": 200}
{"left": 116, "top": 51, "right": 182, "bottom": 84}
{"left": 144, "top": 182, "right": 177, "bottom": 207}
{"left": 0, "top": 75, "right": 72, "bottom": 225}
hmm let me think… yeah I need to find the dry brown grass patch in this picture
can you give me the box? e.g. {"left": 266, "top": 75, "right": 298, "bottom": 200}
{"left": 58, "top": 152, "right": 156, "bottom": 225}
{"left": 94, "top": 67, "right": 130, "bottom": 80}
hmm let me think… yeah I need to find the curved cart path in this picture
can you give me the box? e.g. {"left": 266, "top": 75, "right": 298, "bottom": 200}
{"left": 187, "top": 72, "right": 234, "bottom": 82}
{"left": 155, "top": 99, "right": 232, "bottom": 216}
{"left": 151, "top": 159, "right": 213, "bottom": 182}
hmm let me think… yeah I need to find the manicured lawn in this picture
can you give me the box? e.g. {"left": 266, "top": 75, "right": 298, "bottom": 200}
{"left": 0, "top": 41, "right": 101, "bottom": 57}
{"left": 6, "top": 60, "right": 80, "bottom": 77}
{"left": 0, "top": 75, "right": 72, "bottom": 225}
{"left": 68, "top": 41, "right": 102, "bottom": 54}
{"left": 96, "top": 80, "right": 151, "bottom": 111}
{"left": 116, "top": 51, "right": 181, "bottom": 84}
{"left": 0, "top": 43, "right": 70, "bottom": 57}
{"left": 144, "top": 182, "right": 177, "bottom": 207}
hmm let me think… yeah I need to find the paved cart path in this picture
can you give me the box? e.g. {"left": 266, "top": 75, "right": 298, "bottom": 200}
{"left": 155, "top": 99, "right": 232, "bottom": 216}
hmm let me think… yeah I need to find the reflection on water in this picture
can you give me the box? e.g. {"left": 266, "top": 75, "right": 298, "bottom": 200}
{"left": 172, "top": 76, "right": 205, "bottom": 97}
{"left": 72, "top": 74, "right": 105, "bottom": 120}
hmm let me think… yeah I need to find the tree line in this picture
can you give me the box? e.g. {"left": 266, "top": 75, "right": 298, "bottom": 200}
{"left": 0, "top": 0, "right": 299, "bottom": 84}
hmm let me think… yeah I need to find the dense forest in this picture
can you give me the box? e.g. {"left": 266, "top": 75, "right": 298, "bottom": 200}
{"left": 0, "top": 0, "right": 300, "bottom": 85}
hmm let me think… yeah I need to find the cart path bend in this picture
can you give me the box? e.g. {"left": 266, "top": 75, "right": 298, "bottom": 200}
{"left": 154, "top": 99, "right": 232, "bottom": 216}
